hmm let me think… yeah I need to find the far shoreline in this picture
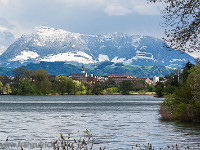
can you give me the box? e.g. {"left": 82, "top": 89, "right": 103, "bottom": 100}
{"left": 0, "top": 92, "right": 156, "bottom": 96}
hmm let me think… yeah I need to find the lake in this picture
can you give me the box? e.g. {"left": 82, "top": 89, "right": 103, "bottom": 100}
{"left": 0, "top": 95, "right": 200, "bottom": 149}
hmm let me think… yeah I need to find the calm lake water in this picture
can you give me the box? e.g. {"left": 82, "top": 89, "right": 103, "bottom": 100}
{"left": 0, "top": 95, "right": 200, "bottom": 150}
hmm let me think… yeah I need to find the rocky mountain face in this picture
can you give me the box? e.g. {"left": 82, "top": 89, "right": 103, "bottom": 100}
{"left": 0, "top": 26, "right": 195, "bottom": 68}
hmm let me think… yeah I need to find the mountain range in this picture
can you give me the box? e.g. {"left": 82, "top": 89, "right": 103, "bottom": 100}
{"left": 0, "top": 26, "right": 195, "bottom": 68}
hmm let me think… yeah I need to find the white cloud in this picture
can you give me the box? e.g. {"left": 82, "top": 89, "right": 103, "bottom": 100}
{"left": 98, "top": 0, "right": 160, "bottom": 16}
{"left": 133, "top": 3, "right": 160, "bottom": 15}
{"left": 0, "top": 0, "right": 164, "bottom": 47}
{"left": 186, "top": 51, "right": 200, "bottom": 59}
{"left": 104, "top": 3, "right": 132, "bottom": 16}
{"left": 0, "top": 0, "right": 9, "bottom": 6}
{"left": 57, "top": 0, "right": 99, "bottom": 7}
{"left": 0, "top": 46, "right": 7, "bottom": 53}
{"left": 0, "top": 26, "right": 8, "bottom": 32}
{"left": 0, "top": 18, "right": 24, "bottom": 39}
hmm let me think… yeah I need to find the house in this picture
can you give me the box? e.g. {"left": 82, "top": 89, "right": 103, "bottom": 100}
{"left": 96, "top": 76, "right": 108, "bottom": 82}
{"left": 108, "top": 76, "right": 137, "bottom": 83}
{"left": 108, "top": 75, "right": 152, "bottom": 84}
{"left": 153, "top": 76, "right": 159, "bottom": 83}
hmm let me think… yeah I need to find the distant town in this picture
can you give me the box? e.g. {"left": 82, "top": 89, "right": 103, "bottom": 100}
{"left": 0, "top": 65, "right": 163, "bottom": 95}
{"left": 70, "top": 65, "right": 160, "bottom": 85}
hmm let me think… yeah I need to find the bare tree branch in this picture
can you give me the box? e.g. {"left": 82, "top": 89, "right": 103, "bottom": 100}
{"left": 150, "top": 0, "right": 200, "bottom": 52}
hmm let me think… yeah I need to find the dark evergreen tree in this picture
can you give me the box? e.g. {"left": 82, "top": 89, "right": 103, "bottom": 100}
{"left": 120, "top": 80, "right": 133, "bottom": 95}
{"left": 181, "top": 61, "right": 195, "bottom": 83}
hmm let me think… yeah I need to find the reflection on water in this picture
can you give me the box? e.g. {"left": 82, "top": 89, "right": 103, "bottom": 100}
{"left": 0, "top": 95, "right": 199, "bottom": 149}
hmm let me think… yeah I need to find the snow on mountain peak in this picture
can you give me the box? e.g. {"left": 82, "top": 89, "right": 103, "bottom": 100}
{"left": 33, "top": 25, "right": 70, "bottom": 34}
{"left": 0, "top": 26, "right": 195, "bottom": 68}
{"left": 30, "top": 26, "right": 71, "bottom": 45}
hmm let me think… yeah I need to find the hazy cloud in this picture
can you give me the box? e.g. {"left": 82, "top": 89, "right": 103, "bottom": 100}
{"left": 0, "top": 18, "right": 16, "bottom": 30}
{"left": 0, "top": 0, "right": 198, "bottom": 57}
{"left": 0, "top": 18, "right": 16, "bottom": 53}
{"left": 104, "top": 4, "right": 132, "bottom": 16}
{"left": 0, "top": 0, "right": 163, "bottom": 40}
{"left": 98, "top": 0, "right": 160, "bottom": 16}
{"left": 0, "top": 0, "right": 9, "bottom": 6}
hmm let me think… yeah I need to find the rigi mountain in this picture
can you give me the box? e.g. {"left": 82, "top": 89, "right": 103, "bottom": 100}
{"left": 0, "top": 26, "right": 195, "bottom": 68}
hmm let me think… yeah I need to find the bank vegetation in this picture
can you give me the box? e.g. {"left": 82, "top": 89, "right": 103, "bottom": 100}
{"left": 156, "top": 61, "right": 200, "bottom": 122}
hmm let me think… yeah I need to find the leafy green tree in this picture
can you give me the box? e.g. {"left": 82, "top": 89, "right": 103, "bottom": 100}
{"left": 181, "top": 61, "right": 195, "bottom": 83}
{"left": 155, "top": 82, "right": 164, "bottom": 97}
{"left": 32, "top": 69, "right": 52, "bottom": 95}
{"left": 13, "top": 67, "right": 32, "bottom": 80}
{"left": 119, "top": 80, "right": 133, "bottom": 95}
{"left": 164, "top": 85, "right": 176, "bottom": 94}
{"left": 55, "top": 76, "right": 68, "bottom": 95}
{"left": 91, "top": 81, "right": 103, "bottom": 95}
{"left": 65, "top": 77, "right": 74, "bottom": 95}
{"left": 5, "top": 84, "right": 11, "bottom": 94}
{"left": 0, "top": 81, "right": 3, "bottom": 94}
{"left": 55, "top": 76, "right": 74, "bottom": 95}
{"left": 165, "top": 72, "right": 179, "bottom": 87}
{"left": 106, "top": 87, "right": 119, "bottom": 94}
{"left": 102, "top": 78, "right": 116, "bottom": 89}
{"left": 12, "top": 67, "right": 33, "bottom": 94}
{"left": 72, "top": 80, "right": 85, "bottom": 95}
{"left": 132, "top": 80, "right": 145, "bottom": 91}
{"left": 18, "top": 79, "right": 33, "bottom": 95}
{"left": 0, "top": 76, "right": 11, "bottom": 86}
{"left": 12, "top": 67, "right": 27, "bottom": 93}
{"left": 84, "top": 82, "right": 92, "bottom": 95}
{"left": 187, "top": 65, "right": 200, "bottom": 102}
{"left": 147, "top": 84, "right": 155, "bottom": 92}
{"left": 160, "top": 64, "right": 200, "bottom": 122}
{"left": 79, "top": 81, "right": 86, "bottom": 95}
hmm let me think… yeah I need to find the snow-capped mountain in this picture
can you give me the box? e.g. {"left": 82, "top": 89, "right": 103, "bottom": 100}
{"left": 0, "top": 26, "right": 195, "bottom": 68}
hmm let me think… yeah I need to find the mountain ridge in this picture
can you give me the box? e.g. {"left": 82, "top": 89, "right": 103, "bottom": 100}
{"left": 0, "top": 25, "right": 195, "bottom": 68}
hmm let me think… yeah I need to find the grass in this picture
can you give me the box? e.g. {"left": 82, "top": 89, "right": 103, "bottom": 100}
{"left": 51, "top": 132, "right": 200, "bottom": 150}
{"left": 5, "top": 130, "right": 200, "bottom": 150}
{"left": 130, "top": 92, "right": 156, "bottom": 95}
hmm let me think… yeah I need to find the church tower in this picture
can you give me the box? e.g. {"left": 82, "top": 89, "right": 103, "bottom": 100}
{"left": 81, "top": 65, "right": 85, "bottom": 74}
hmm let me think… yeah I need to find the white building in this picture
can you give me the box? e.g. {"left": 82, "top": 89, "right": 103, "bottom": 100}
{"left": 153, "top": 76, "right": 159, "bottom": 83}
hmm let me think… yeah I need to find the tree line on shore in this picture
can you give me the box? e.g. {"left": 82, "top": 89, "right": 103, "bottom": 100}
{"left": 0, "top": 61, "right": 199, "bottom": 123}
{"left": 155, "top": 61, "right": 200, "bottom": 122}
{"left": 0, "top": 67, "right": 154, "bottom": 95}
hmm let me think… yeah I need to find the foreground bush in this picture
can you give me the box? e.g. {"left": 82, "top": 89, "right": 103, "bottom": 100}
{"left": 160, "top": 65, "right": 200, "bottom": 122}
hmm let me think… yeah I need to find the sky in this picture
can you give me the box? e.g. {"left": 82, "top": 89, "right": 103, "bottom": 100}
{"left": 0, "top": 0, "right": 198, "bottom": 57}
{"left": 0, "top": 0, "right": 163, "bottom": 37}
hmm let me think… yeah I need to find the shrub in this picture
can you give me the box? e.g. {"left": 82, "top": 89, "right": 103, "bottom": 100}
{"left": 159, "top": 64, "right": 200, "bottom": 122}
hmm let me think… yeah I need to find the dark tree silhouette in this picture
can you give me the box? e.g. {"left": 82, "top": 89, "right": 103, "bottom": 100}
{"left": 150, "top": 0, "right": 200, "bottom": 52}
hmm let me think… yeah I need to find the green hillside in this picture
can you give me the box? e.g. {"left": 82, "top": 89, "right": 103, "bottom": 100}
{"left": 0, "top": 67, "right": 13, "bottom": 76}
{"left": 0, "top": 61, "right": 176, "bottom": 78}
{"left": 22, "top": 61, "right": 175, "bottom": 78}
